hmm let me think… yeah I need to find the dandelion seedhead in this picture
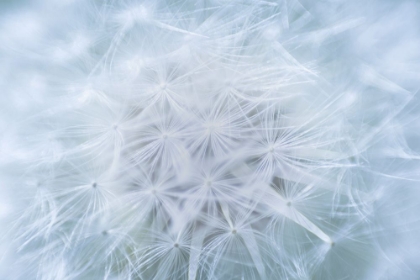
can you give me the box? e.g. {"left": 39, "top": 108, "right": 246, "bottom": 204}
{"left": 1, "top": 0, "right": 420, "bottom": 279}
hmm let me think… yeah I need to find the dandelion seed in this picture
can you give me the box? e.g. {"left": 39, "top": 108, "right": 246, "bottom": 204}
{"left": 2, "top": 0, "right": 420, "bottom": 279}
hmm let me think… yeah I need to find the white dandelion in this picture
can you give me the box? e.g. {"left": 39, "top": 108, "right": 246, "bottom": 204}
{"left": 1, "top": 0, "right": 420, "bottom": 279}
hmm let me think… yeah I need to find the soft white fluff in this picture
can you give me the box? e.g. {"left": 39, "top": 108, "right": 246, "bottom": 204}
{"left": 1, "top": 0, "right": 420, "bottom": 279}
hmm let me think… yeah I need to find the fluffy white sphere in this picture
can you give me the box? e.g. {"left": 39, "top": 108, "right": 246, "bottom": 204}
{"left": 1, "top": 0, "right": 420, "bottom": 279}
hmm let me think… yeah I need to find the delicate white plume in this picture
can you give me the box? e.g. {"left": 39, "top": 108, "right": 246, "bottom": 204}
{"left": 1, "top": 0, "right": 420, "bottom": 279}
